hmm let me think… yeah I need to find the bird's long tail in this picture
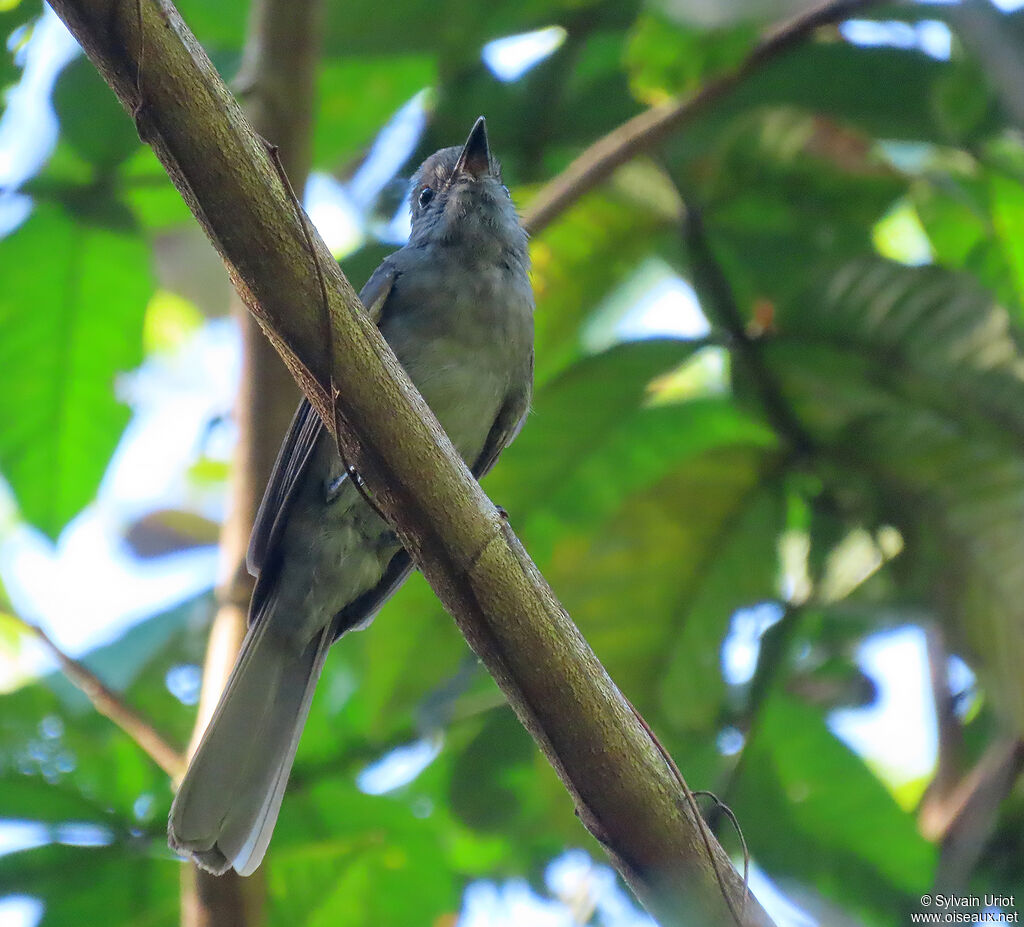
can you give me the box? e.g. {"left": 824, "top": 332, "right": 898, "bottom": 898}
{"left": 168, "top": 603, "right": 332, "bottom": 876}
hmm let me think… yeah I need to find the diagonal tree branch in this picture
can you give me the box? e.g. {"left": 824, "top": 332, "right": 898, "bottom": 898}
{"left": 11, "top": 613, "right": 184, "bottom": 779}
{"left": 45, "top": 0, "right": 775, "bottom": 923}
{"left": 522, "top": 0, "right": 883, "bottom": 236}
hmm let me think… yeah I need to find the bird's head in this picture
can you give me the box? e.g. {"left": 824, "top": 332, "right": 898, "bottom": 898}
{"left": 408, "top": 117, "right": 525, "bottom": 258}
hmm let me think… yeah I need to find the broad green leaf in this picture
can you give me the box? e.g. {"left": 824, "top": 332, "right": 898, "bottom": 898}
{"left": 323, "top": 0, "right": 600, "bottom": 59}
{"left": 0, "top": 844, "right": 178, "bottom": 927}
{"left": 732, "top": 692, "right": 935, "bottom": 922}
{"left": 173, "top": 0, "right": 247, "bottom": 52}
{"left": 987, "top": 170, "right": 1024, "bottom": 309}
{"left": 726, "top": 43, "right": 996, "bottom": 145}
{"left": 529, "top": 195, "right": 677, "bottom": 384}
{"left": 119, "top": 149, "right": 194, "bottom": 231}
{"left": 545, "top": 443, "right": 778, "bottom": 715}
{"left": 0, "top": 599, "right": 209, "bottom": 926}
{"left": 52, "top": 58, "right": 141, "bottom": 170}
{"left": 313, "top": 57, "right": 435, "bottom": 170}
{"left": 624, "top": 12, "right": 754, "bottom": 104}
{"left": 676, "top": 114, "right": 906, "bottom": 305}
{"left": 0, "top": 1, "right": 37, "bottom": 91}
{"left": 269, "top": 773, "right": 462, "bottom": 926}
{"left": 913, "top": 166, "right": 1024, "bottom": 318}
{"left": 767, "top": 258, "right": 1024, "bottom": 727}
{"left": 0, "top": 594, "right": 207, "bottom": 830}
{"left": 0, "top": 205, "right": 153, "bottom": 537}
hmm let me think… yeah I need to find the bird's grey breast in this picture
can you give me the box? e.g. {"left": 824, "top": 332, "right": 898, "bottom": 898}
{"left": 381, "top": 239, "right": 533, "bottom": 462}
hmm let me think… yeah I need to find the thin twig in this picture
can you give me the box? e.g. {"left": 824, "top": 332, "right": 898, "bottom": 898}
{"left": 11, "top": 614, "right": 184, "bottom": 779}
{"left": 129, "top": 0, "right": 149, "bottom": 134}
{"left": 693, "top": 790, "right": 751, "bottom": 914}
{"left": 522, "top": 0, "right": 883, "bottom": 235}
{"left": 624, "top": 697, "right": 749, "bottom": 926}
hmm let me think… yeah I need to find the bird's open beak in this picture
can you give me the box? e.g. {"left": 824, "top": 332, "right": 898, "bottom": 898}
{"left": 454, "top": 116, "right": 491, "bottom": 179}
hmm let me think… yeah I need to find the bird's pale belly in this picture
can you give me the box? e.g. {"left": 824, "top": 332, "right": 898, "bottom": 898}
{"left": 407, "top": 337, "right": 507, "bottom": 462}
{"left": 268, "top": 340, "right": 505, "bottom": 650}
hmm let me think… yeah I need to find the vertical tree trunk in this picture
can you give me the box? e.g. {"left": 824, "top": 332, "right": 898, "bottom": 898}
{"left": 180, "top": 0, "right": 322, "bottom": 923}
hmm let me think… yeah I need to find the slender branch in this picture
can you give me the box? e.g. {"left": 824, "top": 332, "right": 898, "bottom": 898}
{"left": 924, "top": 624, "right": 964, "bottom": 801}
{"left": 522, "top": 0, "right": 883, "bottom": 235}
{"left": 45, "top": 1, "right": 775, "bottom": 922}
{"left": 927, "top": 738, "right": 1024, "bottom": 892}
{"left": 12, "top": 614, "right": 184, "bottom": 779}
{"left": 683, "top": 206, "right": 815, "bottom": 457}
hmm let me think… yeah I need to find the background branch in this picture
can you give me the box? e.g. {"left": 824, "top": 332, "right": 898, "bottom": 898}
{"left": 46, "top": 0, "right": 775, "bottom": 922}
{"left": 522, "top": 0, "right": 882, "bottom": 236}
{"left": 682, "top": 205, "right": 815, "bottom": 457}
{"left": 179, "top": 0, "right": 318, "bottom": 923}
{"left": 11, "top": 613, "right": 184, "bottom": 779}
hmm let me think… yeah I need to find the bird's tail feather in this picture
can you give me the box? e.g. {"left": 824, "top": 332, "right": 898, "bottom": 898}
{"left": 168, "top": 602, "right": 332, "bottom": 876}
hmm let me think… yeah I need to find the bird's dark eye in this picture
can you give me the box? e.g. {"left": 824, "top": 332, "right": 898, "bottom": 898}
{"left": 418, "top": 187, "right": 435, "bottom": 208}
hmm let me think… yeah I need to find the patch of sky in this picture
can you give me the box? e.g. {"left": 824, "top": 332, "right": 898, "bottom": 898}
{"left": 840, "top": 19, "right": 952, "bottom": 61}
{"left": 0, "top": 822, "right": 49, "bottom": 858}
{"left": 723, "top": 604, "right": 939, "bottom": 787}
{"left": 356, "top": 736, "right": 442, "bottom": 795}
{"left": 0, "top": 820, "right": 112, "bottom": 857}
{"left": 165, "top": 663, "right": 202, "bottom": 706}
{"left": 0, "top": 7, "right": 79, "bottom": 236}
{"left": 0, "top": 896, "right": 43, "bottom": 927}
{"left": 717, "top": 725, "right": 745, "bottom": 756}
{"left": 830, "top": 625, "right": 938, "bottom": 784}
{"left": 458, "top": 849, "right": 819, "bottom": 927}
{"left": 947, "top": 653, "right": 978, "bottom": 720}
{"left": 721, "top": 602, "right": 785, "bottom": 687}
{"left": 482, "top": 27, "right": 566, "bottom": 83}
{"left": 746, "top": 864, "right": 818, "bottom": 927}
{"left": 583, "top": 258, "right": 710, "bottom": 354}
{"left": 306, "top": 90, "right": 428, "bottom": 254}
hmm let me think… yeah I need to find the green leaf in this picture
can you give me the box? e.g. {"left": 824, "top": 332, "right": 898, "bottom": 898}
{"left": 546, "top": 443, "right": 778, "bottom": 716}
{"left": 0, "top": 844, "right": 178, "bottom": 927}
{"left": 491, "top": 339, "right": 774, "bottom": 529}
{"left": 448, "top": 708, "right": 534, "bottom": 831}
{"left": 528, "top": 195, "right": 677, "bottom": 384}
{"left": 119, "top": 149, "right": 194, "bottom": 231}
{"left": 732, "top": 692, "right": 935, "bottom": 920}
{"left": 323, "top": 0, "right": 587, "bottom": 59}
{"left": 269, "top": 774, "right": 461, "bottom": 926}
{"left": 678, "top": 115, "right": 906, "bottom": 305}
{"left": 987, "top": 170, "right": 1024, "bottom": 310}
{"left": 768, "top": 258, "right": 1024, "bottom": 727}
{"left": 624, "top": 12, "right": 755, "bottom": 103}
{"left": 52, "top": 58, "right": 141, "bottom": 170}
{"left": 0, "top": 1, "right": 38, "bottom": 91}
{"left": 0, "top": 206, "right": 153, "bottom": 537}
{"left": 173, "top": 0, "right": 247, "bottom": 52}
{"left": 313, "top": 57, "right": 435, "bottom": 170}
{"left": 726, "top": 43, "right": 994, "bottom": 144}
{"left": 913, "top": 166, "right": 1024, "bottom": 318}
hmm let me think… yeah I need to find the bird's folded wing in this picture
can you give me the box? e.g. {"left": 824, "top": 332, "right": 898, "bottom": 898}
{"left": 245, "top": 262, "right": 397, "bottom": 603}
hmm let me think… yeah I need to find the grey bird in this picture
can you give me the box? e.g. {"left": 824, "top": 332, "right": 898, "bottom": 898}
{"left": 168, "top": 117, "right": 533, "bottom": 876}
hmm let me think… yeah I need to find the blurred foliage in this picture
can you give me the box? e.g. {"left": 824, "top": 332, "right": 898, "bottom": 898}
{"left": 2, "top": 0, "right": 1024, "bottom": 925}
